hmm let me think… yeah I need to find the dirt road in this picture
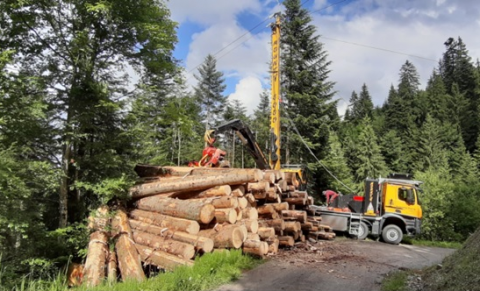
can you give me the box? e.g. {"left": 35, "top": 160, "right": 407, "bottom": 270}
{"left": 215, "top": 239, "right": 455, "bottom": 291}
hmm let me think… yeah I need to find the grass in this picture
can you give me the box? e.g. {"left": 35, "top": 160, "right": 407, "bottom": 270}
{"left": 401, "top": 237, "right": 462, "bottom": 249}
{"left": 381, "top": 271, "right": 410, "bottom": 291}
{"left": 1, "top": 250, "right": 261, "bottom": 291}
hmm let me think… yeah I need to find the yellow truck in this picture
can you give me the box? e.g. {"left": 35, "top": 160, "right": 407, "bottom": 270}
{"left": 309, "top": 176, "right": 423, "bottom": 244}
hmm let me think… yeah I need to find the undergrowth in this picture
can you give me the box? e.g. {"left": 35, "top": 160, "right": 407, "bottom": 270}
{"left": 0, "top": 250, "right": 260, "bottom": 291}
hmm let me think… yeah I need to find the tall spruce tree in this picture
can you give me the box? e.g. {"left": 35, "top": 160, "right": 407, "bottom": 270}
{"left": 439, "top": 37, "right": 480, "bottom": 151}
{"left": 194, "top": 54, "right": 227, "bottom": 130}
{"left": 347, "top": 84, "right": 374, "bottom": 123}
{"left": 281, "top": 0, "right": 337, "bottom": 170}
{"left": 354, "top": 117, "right": 388, "bottom": 184}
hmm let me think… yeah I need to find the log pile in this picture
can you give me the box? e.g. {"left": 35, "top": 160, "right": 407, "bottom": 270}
{"left": 83, "top": 165, "right": 335, "bottom": 286}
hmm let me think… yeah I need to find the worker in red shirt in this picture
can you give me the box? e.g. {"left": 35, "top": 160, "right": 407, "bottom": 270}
{"left": 199, "top": 129, "right": 227, "bottom": 167}
{"left": 322, "top": 190, "right": 342, "bottom": 205}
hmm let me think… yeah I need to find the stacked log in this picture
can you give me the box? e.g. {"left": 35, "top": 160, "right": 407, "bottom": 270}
{"left": 83, "top": 165, "right": 333, "bottom": 286}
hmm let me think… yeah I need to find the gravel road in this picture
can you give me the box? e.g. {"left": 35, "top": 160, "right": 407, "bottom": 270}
{"left": 215, "top": 238, "right": 455, "bottom": 291}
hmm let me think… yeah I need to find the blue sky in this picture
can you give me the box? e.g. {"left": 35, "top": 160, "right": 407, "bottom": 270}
{"left": 167, "top": 0, "right": 480, "bottom": 116}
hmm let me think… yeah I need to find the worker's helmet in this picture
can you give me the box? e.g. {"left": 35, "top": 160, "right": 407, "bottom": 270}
{"left": 204, "top": 129, "right": 216, "bottom": 145}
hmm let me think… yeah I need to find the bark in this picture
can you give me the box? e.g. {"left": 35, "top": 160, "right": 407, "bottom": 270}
{"left": 247, "top": 233, "right": 260, "bottom": 240}
{"left": 266, "top": 238, "right": 279, "bottom": 254}
{"left": 262, "top": 172, "right": 275, "bottom": 184}
{"left": 247, "top": 181, "right": 270, "bottom": 192}
{"left": 284, "top": 172, "right": 299, "bottom": 187}
{"left": 267, "top": 202, "right": 289, "bottom": 212}
{"left": 281, "top": 210, "right": 307, "bottom": 222}
{"left": 266, "top": 188, "right": 278, "bottom": 200}
{"left": 265, "top": 170, "right": 285, "bottom": 182}
{"left": 136, "top": 196, "right": 215, "bottom": 224}
{"left": 258, "top": 219, "right": 285, "bottom": 232}
{"left": 236, "top": 219, "right": 259, "bottom": 234}
{"left": 242, "top": 240, "right": 268, "bottom": 257}
{"left": 197, "top": 185, "right": 232, "bottom": 197}
{"left": 284, "top": 221, "right": 301, "bottom": 233}
{"left": 241, "top": 208, "right": 258, "bottom": 220}
{"left": 129, "top": 219, "right": 213, "bottom": 253}
{"left": 257, "top": 227, "right": 275, "bottom": 239}
{"left": 278, "top": 236, "right": 295, "bottom": 247}
{"left": 130, "top": 169, "right": 263, "bottom": 198}
{"left": 231, "top": 185, "right": 246, "bottom": 197}
{"left": 214, "top": 208, "right": 237, "bottom": 224}
{"left": 283, "top": 197, "right": 307, "bottom": 205}
{"left": 135, "top": 244, "right": 194, "bottom": 271}
{"left": 288, "top": 191, "right": 308, "bottom": 198}
{"left": 211, "top": 196, "right": 238, "bottom": 208}
{"left": 198, "top": 225, "right": 244, "bottom": 249}
{"left": 278, "top": 179, "right": 288, "bottom": 192}
{"left": 257, "top": 204, "right": 276, "bottom": 215}
{"left": 132, "top": 230, "right": 195, "bottom": 259}
{"left": 107, "top": 250, "right": 117, "bottom": 284}
{"left": 245, "top": 193, "right": 256, "bottom": 204}
{"left": 84, "top": 231, "right": 108, "bottom": 287}
{"left": 112, "top": 210, "right": 145, "bottom": 282}
{"left": 87, "top": 206, "right": 110, "bottom": 232}
{"left": 129, "top": 209, "right": 200, "bottom": 234}
{"left": 301, "top": 222, "right": 313, "bottom": 231}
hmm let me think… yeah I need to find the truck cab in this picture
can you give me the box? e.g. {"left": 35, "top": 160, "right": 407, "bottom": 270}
{"left": 310, "top": 176, "right": 423, "bottom": 245}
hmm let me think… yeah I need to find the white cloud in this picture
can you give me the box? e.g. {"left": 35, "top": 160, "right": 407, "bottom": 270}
{"left": 168, "top": 0, "right": 262, "bottom": 25}
{"left": 228, "top": 76, "right": 264, "bottom": 116}
{"left": 169, "top": 0, "right": 480, "bottom": 116}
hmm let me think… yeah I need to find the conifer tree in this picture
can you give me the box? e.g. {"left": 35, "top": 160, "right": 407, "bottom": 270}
{"left": 321, "top": 131, "right": 355, "bottom": 192}
{"left": 354, "top": 117, "right": 388, "bottom": 183}
{"left": 194, "top": 54, "right": 227, "bottom": 130}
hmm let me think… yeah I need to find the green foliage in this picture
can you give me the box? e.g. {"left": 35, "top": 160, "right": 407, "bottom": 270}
{"left": 381, "top": 270, "right": 409, "bottom": 291}
{"left": 194, "top": 54, "right": 227, "bottom": 130}
{"left": 353, "top": 117, "right": 388, "bottom": 184}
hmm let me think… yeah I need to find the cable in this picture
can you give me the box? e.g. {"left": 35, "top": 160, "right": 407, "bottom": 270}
{"left": 320, "top": 36, "right": 437, "bottom": 62}
{"left": 281, "top": 103, "right": 356, "bottom": 193}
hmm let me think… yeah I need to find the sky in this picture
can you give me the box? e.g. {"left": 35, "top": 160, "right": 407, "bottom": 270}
{"left": 166, "top": 0, "right": 480, "bottom": 117}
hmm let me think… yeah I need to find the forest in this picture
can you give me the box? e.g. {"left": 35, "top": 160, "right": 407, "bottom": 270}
{"left": 1, "top": 0, "right": 480, "bottom": 287}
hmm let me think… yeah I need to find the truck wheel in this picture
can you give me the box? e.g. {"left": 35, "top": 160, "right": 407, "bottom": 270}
{"left": 356, "top": 222, "right": 369, "bottom": 240}
{"left": 382, "top": 225, "right": 403, "bottom": 245}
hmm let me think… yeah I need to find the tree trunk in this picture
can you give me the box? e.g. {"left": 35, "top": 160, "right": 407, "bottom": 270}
{"left": 267, "top": 202, "right": 289, "bottom": 212}
{"left": 281, "top": 210, "right": 307, "bottom": 222}
{"left": 266, "top": 238, "right": 279, "bottom": 254}
{"left": 211, "top": 196, "right": 238, "bottom": 208}
{"left": 278, "top": 236, "right": 295, "bottom": 247}
{"left": 237, "top": 197, "right": 248, "bottom": 209}
{"left": 198, "top": 225, "right": 244, "bottom": 249}
{"left": 87, "top": 206, "right": 110, "bottom": 232}
{"left": 132, "top": 230, "right": 195, "bottom": 259}
{"left": 231, "top": 185, "right": 245, "bottom": 197}
{"left": 258, "top": 219, "right": 285, "bottom": 232}
{"left": 257, "top": 227, "right": 275, "bottom": 239}
{"left": 112, "top": 210, "right": 145, "bottom": 282}
{"left": 129, "top": 209, "right": 200, "bottom": 234}
{"left": 135, "top": 244, "right": 194, "bottom": 271}
{"left": 241, "top": 208, "right": 258, "bottom": 220}
{"left": 129, "top": 219, "right": 213, "bottom": 253}
{"left": 283, "top": 197, "right": 306, "bottom": 205}
{"left": 214, "top": 208, "right": 237, "bottom": 224}
{"left": 284, "top": 221, "right": 301, "bottom": 233}
{"left": 130, "top": 169, "right": 263, "bottom": 198}
{"left": 236, "top": 219, "right": 259, "bottom": 234}
{"left": 84, "top": 231, "right": 108, "bottom": 287}
{"left": 247, "top": 233, "right": 260, "bottom": 240}
{"left": 197, "top": 185, "right": 232, "bottom": 197}
{"left": 135, "top": 196, "right": 215, "bottom": 224}
{"left": 107, "top": 250, "right": 117, "bottom": 284}
{"left": 242, "top": 240, "right": 268, "bottom": 258}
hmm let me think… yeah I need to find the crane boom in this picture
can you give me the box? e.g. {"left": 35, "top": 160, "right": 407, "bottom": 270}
{"left": 270, "top": 13, "right": 281, "bottom": 170}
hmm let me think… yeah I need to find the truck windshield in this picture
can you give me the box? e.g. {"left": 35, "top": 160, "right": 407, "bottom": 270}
{"left": 415, "top": 187, "right": 423, "bottom": 205}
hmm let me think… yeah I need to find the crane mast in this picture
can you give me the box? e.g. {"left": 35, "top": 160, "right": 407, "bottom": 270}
{"left": 270, "top": 13, "right": 281, "bottom": 170}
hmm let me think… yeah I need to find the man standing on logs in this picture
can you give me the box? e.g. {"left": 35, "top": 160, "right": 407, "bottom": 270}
{"left": 199, "top": 130, "right": 227, "bottom": 168}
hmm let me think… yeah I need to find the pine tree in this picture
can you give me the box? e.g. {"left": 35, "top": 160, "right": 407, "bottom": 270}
{"left": 348, "top": 84, "right": 374, "bottom": 123}
{"left": 194, "top": 54, "right": 227, "bottom": 130}
{"left": 354, "top": 117, "right": 388, "bottom": 183}
{"left": 281, "top": 0, "right": 337, "bottom": 166}
{"left": 379, "top": 130, "right": 408, "bottom": 173}
{"left": 321, "top": 131, "right": 355, "bottom": 192}
{"left": 424, "top": 70, "right": 452, "bottom": 122}
{"left": 439, "top": 37, "right": 480, "bottom": 151}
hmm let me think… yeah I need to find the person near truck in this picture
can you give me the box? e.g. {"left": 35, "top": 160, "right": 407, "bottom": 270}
{"left": 322, "top": 189, "right": 342, "bottom": 206}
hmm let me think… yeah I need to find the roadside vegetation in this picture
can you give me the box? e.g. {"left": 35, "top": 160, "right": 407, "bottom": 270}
{"left": 382, "top": 226, "right": 480, "bottom": 291}
{"left": 0, "top": 250, "right": 260, "bottom": 291}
